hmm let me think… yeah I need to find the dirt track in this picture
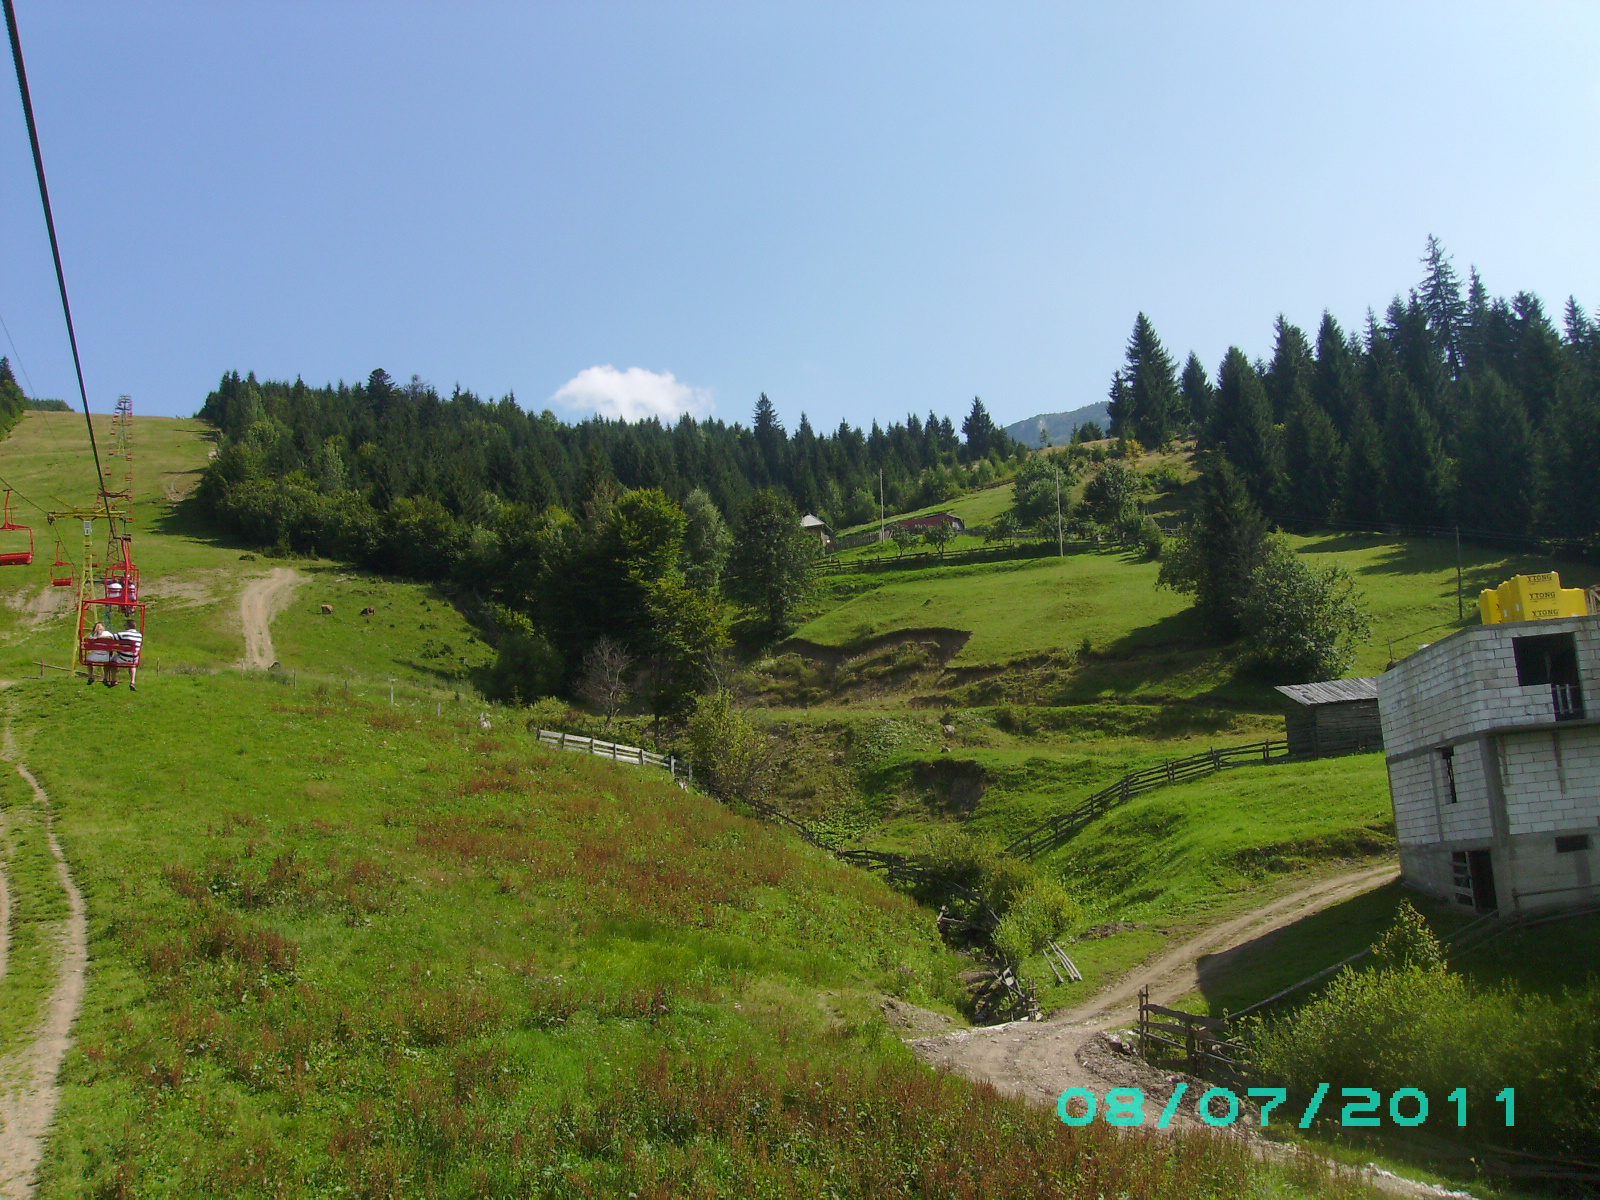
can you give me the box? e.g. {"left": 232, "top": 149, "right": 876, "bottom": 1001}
{"left": 0, "top": 751, "right": 88, "bottom": 1200}
{"left": 240, "top": 568, "right": 303, "bottom": 669}
{"left": 909, "top": 865, "right": 1398, "bottom": 1108}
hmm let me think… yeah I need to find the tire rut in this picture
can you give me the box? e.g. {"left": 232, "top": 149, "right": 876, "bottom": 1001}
{"left": 0, "top": 746, "right": 88, "bottom": 1200}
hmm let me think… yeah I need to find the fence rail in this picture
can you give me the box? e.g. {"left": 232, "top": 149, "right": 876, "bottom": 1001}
{"left": 536, "top": 728, "right": 691, "bottom": 787}
{"left": 1005, "top": 740, "right": 1290, "bottom": 858}
{"left": 1136, "top": 987, "right": 1251, "bottom": 1082}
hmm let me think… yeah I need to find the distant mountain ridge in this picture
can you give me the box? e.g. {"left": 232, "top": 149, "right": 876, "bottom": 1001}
{"left": 1003, "top": 402, "right": 1110, "bottom": 448}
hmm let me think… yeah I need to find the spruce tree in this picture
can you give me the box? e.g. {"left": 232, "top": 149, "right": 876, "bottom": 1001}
{"left": 1207, "top": 347, "right": 1282, "bottom": 511}
{"left": 1283, "top": 392, "right": 1342, "bottom": 529}
{"left": 1311, "top": 312, "right": 1358, "bottom": 436}
{"left": 961, "top": 396, "right": 998, "bottom": 460}
{"left": 1381, "top": 384, "right": 1450, "bottom": 527}
{"left": 1455, "top": 372, "right": 1532, "bottom": 535}
{"left": 1107, "top": 369, "right": 1131, "bottom": 440}
{"left": 1510, "top": 292, "right": 1564, "bottom": 426}
{"left": 752, "top": 393, "right": 786, "bottom": 485}
{"left": 1263, "top": 316, "right": 1314, "bottom": 423}
{"left": 1120, "top": 313, "right": 1181, "bottom": 446}
{"left": 1157, "top": 460, "right": 1269, "bottom": 638}
{"left": 1419, "top": 235, "right": 1466, "bottom": 377}
{"left": 1534, "top": 385, "right": 1600, "bottom": 551}
{"left": 1180, "top": 352, "right": 1213, "bottom": 432}
{"left": 1338, "top": 398, "right": 1385, "bottom": 529}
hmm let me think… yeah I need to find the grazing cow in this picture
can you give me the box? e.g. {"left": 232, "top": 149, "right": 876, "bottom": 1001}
{"left": 320, "top": 603, "right": 334, "bottom": 614}
{"left": 361, "top": 606, "right": 376, "bottom": 616}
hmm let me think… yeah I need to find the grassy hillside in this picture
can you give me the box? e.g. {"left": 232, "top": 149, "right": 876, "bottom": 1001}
{"left": 0, "top": 414, "right": 1383, "bottom": 1197}
{"left": 0, "top": 412, "right": 490, "bottom": 692}
{"left": 796, "top": 532, "right": 1596, "bottom": 682}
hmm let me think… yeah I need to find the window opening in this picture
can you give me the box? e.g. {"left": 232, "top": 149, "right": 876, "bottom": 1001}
{"left": 1513, "top": 633, "right": 1584, "bottom": 721}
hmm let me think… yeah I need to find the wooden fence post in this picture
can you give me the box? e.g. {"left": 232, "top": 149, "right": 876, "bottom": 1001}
{"left": 1137, "top": 986, "right": 1149, "bottom": 1059}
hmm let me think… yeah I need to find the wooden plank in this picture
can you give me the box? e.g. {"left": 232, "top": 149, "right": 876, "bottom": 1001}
{"left": 1142, "top": 1003, "right": 1225, "bottom": 1027}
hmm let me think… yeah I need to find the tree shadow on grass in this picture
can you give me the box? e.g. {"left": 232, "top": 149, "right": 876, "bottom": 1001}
{"left": 1047, "top": 609, "right": 1278, "bottom": 708}
{"left": 1193, "top": 879, "right": 1469, "bottom": 1016}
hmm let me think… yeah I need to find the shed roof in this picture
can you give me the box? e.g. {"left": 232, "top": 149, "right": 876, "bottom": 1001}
{"left": 1273, "top": 677, "right": 1381, "bottom": 706}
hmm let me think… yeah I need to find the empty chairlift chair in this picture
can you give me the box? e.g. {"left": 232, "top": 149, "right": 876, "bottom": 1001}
{"left": 0, "top": 489, "right": 34, "bottom": 566}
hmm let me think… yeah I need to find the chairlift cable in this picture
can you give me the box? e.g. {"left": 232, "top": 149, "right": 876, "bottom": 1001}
{"left": 3, "top": 0, "right": 113, "bottom": 528}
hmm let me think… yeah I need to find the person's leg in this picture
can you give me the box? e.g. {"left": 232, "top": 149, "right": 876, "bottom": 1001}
{"left": 129, "top": 665, "right": 138, "bottom": 691}
{"left": 104, "top": 664, "right": 118, "bottom": 686}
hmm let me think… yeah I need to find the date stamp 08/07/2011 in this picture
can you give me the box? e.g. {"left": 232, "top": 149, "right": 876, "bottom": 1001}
{"left": 1057, "top": 1084, "right": 1516, "bottom": 1130}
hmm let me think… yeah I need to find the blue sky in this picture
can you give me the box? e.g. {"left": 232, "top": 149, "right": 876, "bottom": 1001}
{"left": 0, "top": 3, "right": 1596, "bottom": 430}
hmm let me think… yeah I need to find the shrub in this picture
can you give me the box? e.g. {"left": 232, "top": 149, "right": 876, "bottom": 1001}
{"left": 1248, "top": 907, "right": 1600, "bottom": 1157}
{"left": 1239, "top": 539, "right": 1371, "bottom": 681}
{"left": 683, "top": 690, "right": 772, "bottom": 802}
{"left": 993, "top": 877, "right": 1084, "bottom": 962}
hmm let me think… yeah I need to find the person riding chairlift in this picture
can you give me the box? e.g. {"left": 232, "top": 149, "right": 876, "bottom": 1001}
{"left": 84, "top": 621, "right": 107, "bottom": 685}
{"left": 102, "top": 616, "right": 141, "bottom": 691}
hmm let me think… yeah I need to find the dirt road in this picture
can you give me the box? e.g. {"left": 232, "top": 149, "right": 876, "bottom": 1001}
{"left": 240, "top": 568, "right": 303, "bottom": 669}
{"left": 909, "top": 865, "right": 1398, "bottom": 1108}
{"left": 0, "top": 758, "right": 88, "bottom": 1200}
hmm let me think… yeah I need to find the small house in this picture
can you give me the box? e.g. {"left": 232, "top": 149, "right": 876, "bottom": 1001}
{"left": 799, "top": 513, "right": 833, "bottom": 548}
{"left": 1274, "top": 678, "right": 1383, "bottom": 758}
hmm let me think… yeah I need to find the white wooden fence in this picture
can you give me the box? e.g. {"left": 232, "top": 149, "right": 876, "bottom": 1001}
{"left": 537, "top": 728, "right": 691, "bottom": 788}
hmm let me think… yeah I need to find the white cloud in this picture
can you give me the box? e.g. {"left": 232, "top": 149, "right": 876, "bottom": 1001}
{"left": 551, "top": 365, "right": 712, "bottom": 422}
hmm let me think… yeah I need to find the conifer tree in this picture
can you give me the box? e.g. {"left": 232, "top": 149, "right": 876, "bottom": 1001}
{"left": 1207, "top": 347, "right": 1282, "bottom": 510}
{"left": 1419, "top": 235, "right": 1467, "bottom": 378}
{"left": 752, "top": 393, "right": 786, "bottom": 485}
{"left": 1156, "top": 460, "right": 1269, "bottom": 638}
{"left": 1118, "top": 313, "right": 1181, "bottom": 446}
{"left": 1455, "top": 372, "right": 1532, "bottom": 535}
{"left": 1311, "top": 312, "right": 1358, "bottom": 436}
{"left": 1107, "top": 369, "right": 1131, "bottom": 439}
{"left": 1263, "top": 316, "right": 1315, "bottom": 423}
{"left": 1338, "top": 398, "right": 1385, "bottom": 529}
{"left": 1381, "top": 384, "right": 1451, "bottom": 527}
{"left": 961, "top": 396, "right": 998, "bottom": 460}
{"left": 1179, "top": 352, "right": 1213, "bottom": 432}
{"left": 1283, "top": 393, "right": 1342, "bottom": 528}
{"left": 1534, "top": 382, "right": 1600, "bottom": 550}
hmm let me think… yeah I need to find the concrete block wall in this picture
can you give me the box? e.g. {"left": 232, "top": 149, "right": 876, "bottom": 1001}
{"left": 1380, "top": 615, "right": 1600, "bottom": 912}
{"left": 1377, "top": 617, "right": 1600, "bottom": 755}
{"left": 1501, "top": 726, "right": 1600, "bottom": 835}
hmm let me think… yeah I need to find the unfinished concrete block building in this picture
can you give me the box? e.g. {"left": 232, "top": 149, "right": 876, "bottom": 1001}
{"left": 1377, "top": 613, "right": 1599, "bottom": 914}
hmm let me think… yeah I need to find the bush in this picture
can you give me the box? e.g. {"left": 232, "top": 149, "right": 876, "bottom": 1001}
{"left": 1136, "top": 515, "right": 1164, "bottom": 560}
{"left": 1250, "top": 962, "right": 1600, "bottom": 1157}
{"left": 993, "top": 877, "right": 1084, "bottom": 962}
{"left": 1248, "top": 905, "right": 1600, "bottom": 1157}
{"left": 1239, "top": 538, "right": 1371, "bottom": 681}
{"left": 484, "top": 608, "right": 563, "bottom": 704}
{"left": 683, "top": 691, "right": 772, "bottom": 802}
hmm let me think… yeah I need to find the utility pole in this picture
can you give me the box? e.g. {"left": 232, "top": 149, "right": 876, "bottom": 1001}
{"left": 1455, "top": 525, "right": 1463, "bottom": 621}
{"left": 879, "top": 469, "right": 885, "bottom": 545}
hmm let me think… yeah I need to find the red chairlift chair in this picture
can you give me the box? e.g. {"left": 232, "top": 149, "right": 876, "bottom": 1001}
{"left": 0, "top": 489, "right": 34, "bottom": 566}
{"left": 50, "top": 539, "right": 73, "bottom": 587}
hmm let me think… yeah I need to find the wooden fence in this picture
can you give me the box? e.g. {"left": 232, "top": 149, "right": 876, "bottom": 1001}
{"left": 1005, "top": 740, "right": 1289, "bottom": 859}
{"left": 1136, "top": 987, "right": 1251, "bottom": 1084}
{"left": 536, "top": 728, "right": 692, "bottom": 788}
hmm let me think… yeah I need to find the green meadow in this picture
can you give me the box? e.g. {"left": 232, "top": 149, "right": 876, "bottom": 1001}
{"left": 0, "top": 413, "right": 1389, "bottom": 1196}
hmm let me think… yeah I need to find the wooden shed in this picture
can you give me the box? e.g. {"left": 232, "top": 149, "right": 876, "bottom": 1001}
{"left": 1274, "top": 678, "right": 1383, "bottom": 758}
